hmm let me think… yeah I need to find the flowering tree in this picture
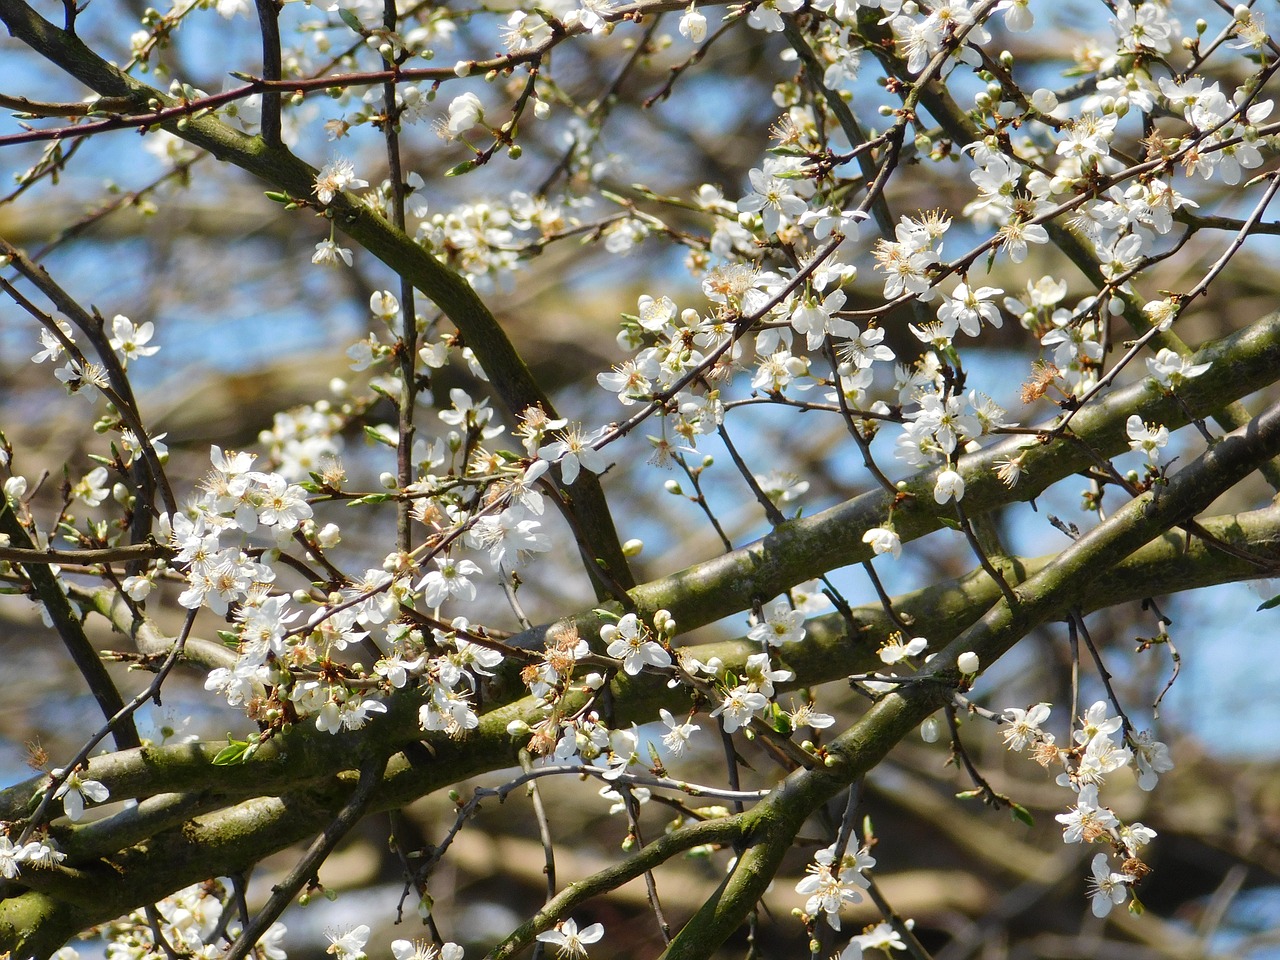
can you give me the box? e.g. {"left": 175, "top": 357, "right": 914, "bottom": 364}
{"left": 2, "top": 0, "right": 1280, "bottom": 956}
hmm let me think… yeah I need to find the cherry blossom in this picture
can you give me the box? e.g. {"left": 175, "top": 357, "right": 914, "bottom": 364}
{"left": 536, "top": 919, "right": 604, "bottom": 958}
{"left": 602, "top": 613, "right": 672, "bottom": 675}
{"left": 737, "top": 158, "right": 815, "bottom": 235}
{"left": 324, "top": 924, "right": 370, "bottom": 960}
{"left": 51, "top": 769, "right": 110, "bottom": 821}
{"left": 108, "top": 314, "right": 159, "bottom": 364}
{"left": 747, "top": 598, "right": 807, "bottom": 646}
{"left": 1126, "top": 416, "right": 1169, "bottom": 465}
{"left": 313, "top": 156, "right": 369, "bottom": 204}
{"left": 1087, "top": 853, "right": 1131, "bottom": 918}
{"left": 1002, "top": 703, "right": 1051, "bottom": 752}
{"left": 862, "top": 524, "right": 902, "bottom": 559}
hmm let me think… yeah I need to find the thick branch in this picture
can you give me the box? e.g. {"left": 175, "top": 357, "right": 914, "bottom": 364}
{"left": 3, "top": 497, "right": 1280, "bottom": 952}
{"left": 661, "top": 396, "right": 1280, "bottom": 957}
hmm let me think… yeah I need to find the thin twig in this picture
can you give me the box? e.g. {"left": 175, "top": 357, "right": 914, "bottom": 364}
{"left": 224, "top": 756, "right": 390, "bottom": 960}
{"left": 17, "top": 607, "right": 197, "bottom": 845}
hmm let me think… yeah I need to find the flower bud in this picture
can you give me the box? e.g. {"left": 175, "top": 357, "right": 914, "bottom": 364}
{"left": 1030, "top": 88, "right": 1058, "bottom": 113}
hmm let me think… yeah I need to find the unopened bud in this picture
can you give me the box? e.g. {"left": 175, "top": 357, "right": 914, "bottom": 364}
{"left": 1030, "top": 88, "right": 1058, "bottom": 113}
{"left": 920, "top": 716, "right": 940, "bottom": 742}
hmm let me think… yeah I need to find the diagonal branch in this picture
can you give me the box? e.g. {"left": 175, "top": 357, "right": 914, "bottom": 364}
{"left": 660, "top": 397, "right": 1280, "bottom": 958}
{"left": 3, "top": 495, "right": 1280, "bottom": 952}
{"left": 0, "top": 501, "right": 140, "bottom": 753}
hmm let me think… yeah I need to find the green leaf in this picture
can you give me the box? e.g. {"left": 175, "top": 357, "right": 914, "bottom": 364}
{"left": 1009, "top": 802, "right": 1035, "bottom": 827}
{"left": 363, "top": 424, "right": 396, "bottom": 447}
{"left": 263, "top": 190, "right": 291, "bottom": 204}
{"left": 936, "top": 516, "right": 962, "bottom": 531}
{"left": 337, "top": 6, "right": 365, "bottom": 34}
{"left": 211, "top": 736, "right": 253, "bottom": 765}
{"left": 346, "top": 493, "right": 392, "bottom": 506}
{"left": 1256, "top": 593, "right": 1280, "bottom": 611}
{"left": 446, "top": 159, "right": 478, "bottom": 177}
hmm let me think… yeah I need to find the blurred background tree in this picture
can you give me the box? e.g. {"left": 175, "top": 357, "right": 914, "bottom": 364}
{"left": 2, "top": 0, "right": 1280, "bottom": 957}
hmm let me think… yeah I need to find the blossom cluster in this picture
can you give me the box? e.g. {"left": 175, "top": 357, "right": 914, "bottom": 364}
{"left": 94, "top": 882, "right": 287, "bottom": 960}
{"left": 7, "top": 0, "right": 1275, "bottom": 951}
{"left": 0, "top": 832, "right": 66, "bottom": 880}
{"left": 999, "top": 699, "right": 1173, "bottom": 917}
